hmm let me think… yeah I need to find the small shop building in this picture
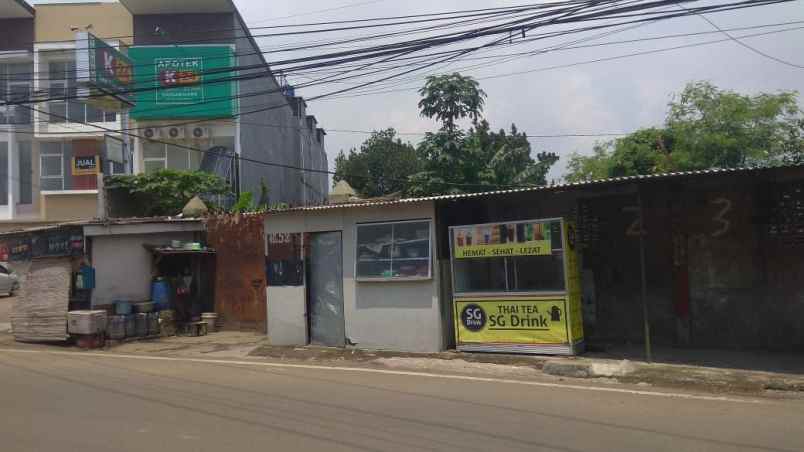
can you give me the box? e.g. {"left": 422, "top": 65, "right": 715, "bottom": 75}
{"left": 265, "top": 201, "right": 444, "bottom": 353}
{"left": 82, "top": 218, "right": 219, "bottom": 333}
{"left": 265, "top": 164, "right": 804, "bottom": 355}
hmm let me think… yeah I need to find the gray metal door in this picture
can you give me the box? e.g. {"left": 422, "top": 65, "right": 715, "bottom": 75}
{"left": 308, "top": 232, "right": 345, "bottom": 347}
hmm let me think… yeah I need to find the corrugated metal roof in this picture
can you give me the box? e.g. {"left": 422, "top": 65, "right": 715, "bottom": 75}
{"left": 0, "top": 216, "right": 201, "bottom": 237}
{"left": 271, "top": 165, "right": 798, "bottom": 214}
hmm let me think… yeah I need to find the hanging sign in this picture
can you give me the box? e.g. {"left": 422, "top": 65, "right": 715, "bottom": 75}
{"left": 455, "top": 298, "right": 570, "bottom": 345}
{"left": 75, "top": 32, "right": 134, "bottom": 111}
{"left": 72, "top": 156, "right": 99, "bottom": 176}
{"left": 453, "top": 220, "right": 553, "bottom": 259}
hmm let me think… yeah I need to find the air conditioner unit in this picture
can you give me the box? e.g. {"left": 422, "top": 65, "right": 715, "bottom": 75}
{"left": 143, "top": 127, "right": 160, "bottom": 140}
{"left": 164, "top": 126, "right": 186, "bottom": 140}
{"left": 190, "top": 126, "right": 211, "bottom": 139}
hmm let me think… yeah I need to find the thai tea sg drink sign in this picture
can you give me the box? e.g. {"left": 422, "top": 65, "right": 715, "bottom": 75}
{"left": 452, "top": 220, "right": 553, "bottom": 258}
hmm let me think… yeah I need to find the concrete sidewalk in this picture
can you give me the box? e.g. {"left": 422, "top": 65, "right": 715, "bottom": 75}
{"left": 1, "top": 330, "right": 802, "bottom": 396}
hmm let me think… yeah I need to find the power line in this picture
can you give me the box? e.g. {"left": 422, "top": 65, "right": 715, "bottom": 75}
{"left": 17, "top": 23, "right": 803, "bottom": 138}
{"left": 677, "top": 3, "right": 804, "bottom": 68}
{"left": 318, "top": 24, "right": 804, "bottom": 100}
{"left": 0, "top": 2, "right": 690, "bottom": 104}
{"left": 248, "top": 0, "right": 389, "bottom": 25}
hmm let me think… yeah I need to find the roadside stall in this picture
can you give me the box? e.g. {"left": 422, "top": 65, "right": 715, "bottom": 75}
{"left": 450, "top": 218, "right": 584, "bottom": 355}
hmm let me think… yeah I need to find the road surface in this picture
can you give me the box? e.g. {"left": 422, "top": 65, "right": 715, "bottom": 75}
{"left": 0, "top": 349, "right": 802, "bottom": 452}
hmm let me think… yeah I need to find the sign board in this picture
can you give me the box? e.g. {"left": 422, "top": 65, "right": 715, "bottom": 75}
{"left": 104, "top": 135, "right": 125, "bottom": 164}
{"left": 75, "top": 32, "right": 134, "bottom": 111}
{"left": 456, "top": 298, "right": 570, "bottom": 346}
{"left": 72, "top": 156, "right": 99, "bottom": 176}
{"left": 129, "top": 46, "right": 236, "bottom": 120}
{"left": 450, "top": 218, "right": 584, "bottom": 355}
{"left": 0, "top": 228, "right": 84, "bottom": 262}
{"left": 452, "top": 220, "right": 553, "bottom": 259}
{"left": 266, "top": 233, "right": 304, "bottom": 287}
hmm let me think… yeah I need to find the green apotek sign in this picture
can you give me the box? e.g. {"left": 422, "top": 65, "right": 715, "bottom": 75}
{"left": 129, "top": 46, "right": 236, "bottom": 120}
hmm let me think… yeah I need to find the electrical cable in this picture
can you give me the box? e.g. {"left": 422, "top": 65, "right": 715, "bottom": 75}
{"left": 677, "top": 2, "right": 804, "bottom": 68}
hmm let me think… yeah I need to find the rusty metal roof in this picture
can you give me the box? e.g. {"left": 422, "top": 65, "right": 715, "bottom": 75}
{"left": 271, "top": 165, "right": 798, "bottom": 214}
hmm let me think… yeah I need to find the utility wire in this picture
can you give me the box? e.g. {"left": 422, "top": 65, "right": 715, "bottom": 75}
{"left": 18, "top": 23, "right": 804, "bottom": 135}
{"left": 677, "top": 2, "right": 804, "bottom": 68}
{"left": 319, "top": 23, "right": 804, "bottom": 100}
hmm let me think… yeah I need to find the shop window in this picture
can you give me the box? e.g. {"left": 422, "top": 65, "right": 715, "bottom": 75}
{"left": 47, "top": 60, "right": 116, "bottom": 125}
{"left": 144, "top": 141, "right": 204, "bottom": 173}
{"left": 450, "top": 219, "right": 566, "bottom": 295}
{"left": 356, "top": 220, "right": 432, "bottom": 280}
{"left": 0, "top": 63, "right": 33, "bottom": 125}
{"left": 40, "top": 142, "right": 64, "bottom": 191}
{"left": 143, "top": 141, "right": 167, "bottom": 174}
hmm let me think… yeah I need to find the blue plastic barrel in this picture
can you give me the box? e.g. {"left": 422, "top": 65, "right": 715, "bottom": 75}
{"left": 79, "top": 265, "right": 96, "bottom": 289}
{"left": 151, "top": 279, "right": 171, "bottom": 311}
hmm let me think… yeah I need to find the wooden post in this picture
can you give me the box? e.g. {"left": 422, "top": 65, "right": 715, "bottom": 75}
{"left": 638, "top": 188, "right": 653, "bottom": 363}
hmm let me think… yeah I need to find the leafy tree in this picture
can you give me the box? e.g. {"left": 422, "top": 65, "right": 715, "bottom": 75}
{"left": 333, "top": 128, "right": 421, "bottom": 197}
{"left": 565, "top": 82, "right": 804, "bottom": 182}
{"left": 408, "top": 74, "right": 558, "bottom": 196}
{"left": 418, "top": 73, "right": 486, "bottom": 134}
{"left": 106, "top": 170, "right": 232, "bottom": 216}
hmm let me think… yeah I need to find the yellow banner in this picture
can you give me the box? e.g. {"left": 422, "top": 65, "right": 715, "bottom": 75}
{"left": 454, "top": 241, "right": 552, "bottom": 259}
{"left": 453, "top": 220, "right": 554, "bottom": 259}
{"left": 564, "top": 220, "right": 584, "bottom": 343}
{"left": 455, "top": 299, "right": 570, "bottom": 345}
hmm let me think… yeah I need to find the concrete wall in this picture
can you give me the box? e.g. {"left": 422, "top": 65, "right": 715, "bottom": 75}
{"left": 35, "top": 3, "right": 133, "bottom": 45}
{"left": 266, "top": 286, "right": 306, "bottom": 345}
{"left": 40, "top": 192, "right": 98, "bottom": 221}
{"left": 89, "top": 231, "right": 196, "bottom": 306}
{"left": 265, "top": 202, "right": 443, "bottom": 352}
{"left": 128, "top": 12, "right": 328, "bottom": 206}
{"left": 0, "top": 18, "right": 33, "bottom": 51}
{"left": 132, "top": 13, "right": 234, "bottom": 45}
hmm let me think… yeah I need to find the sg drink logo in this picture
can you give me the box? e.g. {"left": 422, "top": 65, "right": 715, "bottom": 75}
{"left": 460, "top": 304, "right": 486, "bottom": 332}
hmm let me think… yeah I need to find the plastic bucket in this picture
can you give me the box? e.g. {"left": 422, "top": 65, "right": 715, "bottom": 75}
{"left": 151, "top": 279, "right": 171, "bottom": 310}
{"left": 108, "top": 315, "right": 126, "bottom": 340}
{"left": 124, "top": 315, "right": 136, "bottom": 337}
{"left": 201, "top": 313, "right": 218, "bottom": 333}
{"left": 134, "top": 313, "right": 148, "bottom": 337}
{"left": 115, "top": 302, "right": 132, "bottom": 315}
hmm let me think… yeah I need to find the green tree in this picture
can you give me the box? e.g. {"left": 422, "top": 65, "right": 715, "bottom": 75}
{"left": 409, "top": 74, "right": 558, "bottom": 196}
{"left": 565, "top": 82, "right": 804, "bottom": 182}
{"left": 333, "top": 128, "right": 421, "bottom": 197}
{"left": 418, "top": 73, "right": 486, "bottom": 134}
{"left": 106, "top": 170, "right": 232, "bottom": 217}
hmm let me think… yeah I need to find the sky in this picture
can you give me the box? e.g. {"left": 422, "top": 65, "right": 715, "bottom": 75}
{"left": 34, "top": 0, "right": 804, "bottom": 181}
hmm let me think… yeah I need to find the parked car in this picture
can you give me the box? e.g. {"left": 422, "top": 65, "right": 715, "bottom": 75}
{"left": 0, "top": 262, "right": 19, "bottom": 295}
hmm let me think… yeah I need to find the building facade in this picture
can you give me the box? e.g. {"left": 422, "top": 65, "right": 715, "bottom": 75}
{"left": 123, "top": 0, "right": 328, "bottom": 206}
{"left": 0, "top": 0, "right": 129, "bottom": 227}
{"left": 0, "top": 0, "right": 327, "bottom": 230}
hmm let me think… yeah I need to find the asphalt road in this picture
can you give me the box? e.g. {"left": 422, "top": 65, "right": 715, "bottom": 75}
{"left": 0, "top": 350, "right": 802, "bottom": 452}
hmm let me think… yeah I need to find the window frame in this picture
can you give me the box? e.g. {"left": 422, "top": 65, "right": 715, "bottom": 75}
{"left": 142, "top": 140, "right": 167, "bottom": 174}
{"left": 355, "top": 219, "right": 434, "bottom": 282}
{"left": 449, "top": 218, "right": 568, "bottom": 297}
{"left": 0, "top": 62, "right": 33, "bottom": 126}
{"left": 39, "top": 142, "right": 65, "bottom": 192}
{"left": 45, "top": 58, "right": 116, "bottom": 125}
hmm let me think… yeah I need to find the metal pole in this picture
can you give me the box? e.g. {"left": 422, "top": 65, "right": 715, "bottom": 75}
{"left": 638, "top": 188, "right": 653, "bottom": 363}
